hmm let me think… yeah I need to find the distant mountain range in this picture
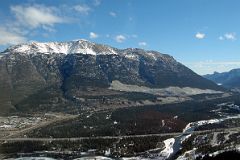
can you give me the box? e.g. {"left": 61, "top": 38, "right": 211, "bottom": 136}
{"left": 204, "top": 69, "right": 240, "bottom": 89}
{"left": 0, "top": 39, "right": 223, "bottom": 115}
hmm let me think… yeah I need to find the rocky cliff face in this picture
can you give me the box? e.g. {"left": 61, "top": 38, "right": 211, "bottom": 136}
{"left": 0, "top": 40, "right": 223, "bottom": 115}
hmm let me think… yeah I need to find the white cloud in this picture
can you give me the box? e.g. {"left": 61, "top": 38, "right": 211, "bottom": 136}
{"left": 89, "top": 32, "right": 99, "bottom": 39}
{"left": 10, "top": 5, "right": 65, "bottom": 29}
{"left": 195, "top": 32, "right": 205, "bottom": 39}
{"left": 109, "top": 11, "right": 117, "bottom": 17}
{"left": 115, "top": 35, "right": 126, "bottom": 43}
{"left": 218, "top": 33, "right": 237, "bottom": 41}
{"left": 0, "top": 3, "right": 101, "bottom": 47}
{"left": 138, "top": 42, "right": 147, "bottom": 47}
{"left": 184, "top": 60, "right": 240, "bottom": 75}
{"left": 224, "top": 33, "right": 236, "bottom": 40}
{"left": 93, "top": 0, "right": 101, "bottom": 6}
{"left": 0, "top": 27, "right": 27, "bottom": 45}
{"left": 73, "top": 4, "right": 91, "bottom": 15}
{"left": 219, "top": 36, "right": 224, "bottom": 40}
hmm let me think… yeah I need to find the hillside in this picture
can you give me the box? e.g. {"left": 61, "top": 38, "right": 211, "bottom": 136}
{"left": 204, "top": 69, "right": 240, "bottom": 89}
{"left": 0, "top": 40, "right": 223, "bottom": 115}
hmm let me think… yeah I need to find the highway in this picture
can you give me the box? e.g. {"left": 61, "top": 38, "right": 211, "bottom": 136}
{"left": 1, "top": 127, "right": 239, "bottom": 142}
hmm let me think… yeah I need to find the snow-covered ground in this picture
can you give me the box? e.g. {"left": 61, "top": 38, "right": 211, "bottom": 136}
{"left": 176, "top": 148, "right": 197, "bottom": 160}
{"left": 181, "top": 134, "right": 192, "bottom": 143}
{"left": 183, "top": 119, "right": 221, "bottom": 133}
{"left": 158, "top": 138, "right": 175, "bottom": 158}
{"left": 183, "top": 113, "right": 240, "bottom": 134}
{"left": 157, "top": 107, "right": 240, "bottom": 160}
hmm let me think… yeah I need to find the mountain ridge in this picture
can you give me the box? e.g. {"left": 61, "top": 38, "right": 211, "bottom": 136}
{"left": 0, "top": 39, "right": 224, "bottom": 115}
{"left": 204, "top": 68, "right": 240, "bottom": 89}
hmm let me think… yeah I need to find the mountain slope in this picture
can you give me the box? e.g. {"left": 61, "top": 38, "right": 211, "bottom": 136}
{"left": 0, "top": 40, "right": 224, "bottom": 115}
{"left": 204, "top": 69, "right": 240, "bottom": 89}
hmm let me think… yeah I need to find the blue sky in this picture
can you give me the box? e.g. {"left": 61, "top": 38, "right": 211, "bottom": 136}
{"left": 1, "top": 0, "right": 240, "bottom": 75}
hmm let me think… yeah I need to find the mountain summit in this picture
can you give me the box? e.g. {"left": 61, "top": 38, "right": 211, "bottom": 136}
{"left": 5, "top": 39, "right": 117, "bottom": 55}
{"left": 0, "top": 40, "right": 223, "bottom": 115}
{"left": 3, "top": 39, "right": 173, "bottom": 61}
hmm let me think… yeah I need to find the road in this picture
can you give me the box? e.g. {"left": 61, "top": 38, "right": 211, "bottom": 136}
{"left": 1, "top": 126, "right": 239, "bottom": 142}
{"left": 0, "top": 132, "right": 181, "bottom": 142}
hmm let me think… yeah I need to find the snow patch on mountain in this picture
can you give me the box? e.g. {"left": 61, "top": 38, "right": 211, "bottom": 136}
{"left": 5, "top": 39, "right": 118, "bottom": 56}
{"left": 1, "top": 39, "right": 178, "bottom": 63}
{"left": 146, "top": 52, "right": 157, "bottom": 60}
{"left": 123, "top": 53, "right": 139, "bottom": 60}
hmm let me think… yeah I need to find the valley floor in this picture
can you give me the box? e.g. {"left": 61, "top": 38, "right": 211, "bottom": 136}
{"left": 1, "top": 95, "right": 240, "bottom": 160}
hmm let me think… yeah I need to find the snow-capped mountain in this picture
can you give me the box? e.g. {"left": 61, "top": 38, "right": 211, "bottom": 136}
{"left": 4, "top": 39, "right": 170, "bottom": 61}
{"left": 5, "top": 39, "right": 118, "bottom": 55}
{"left": 0, "top": 39, "right": 223, "bottom": 115}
